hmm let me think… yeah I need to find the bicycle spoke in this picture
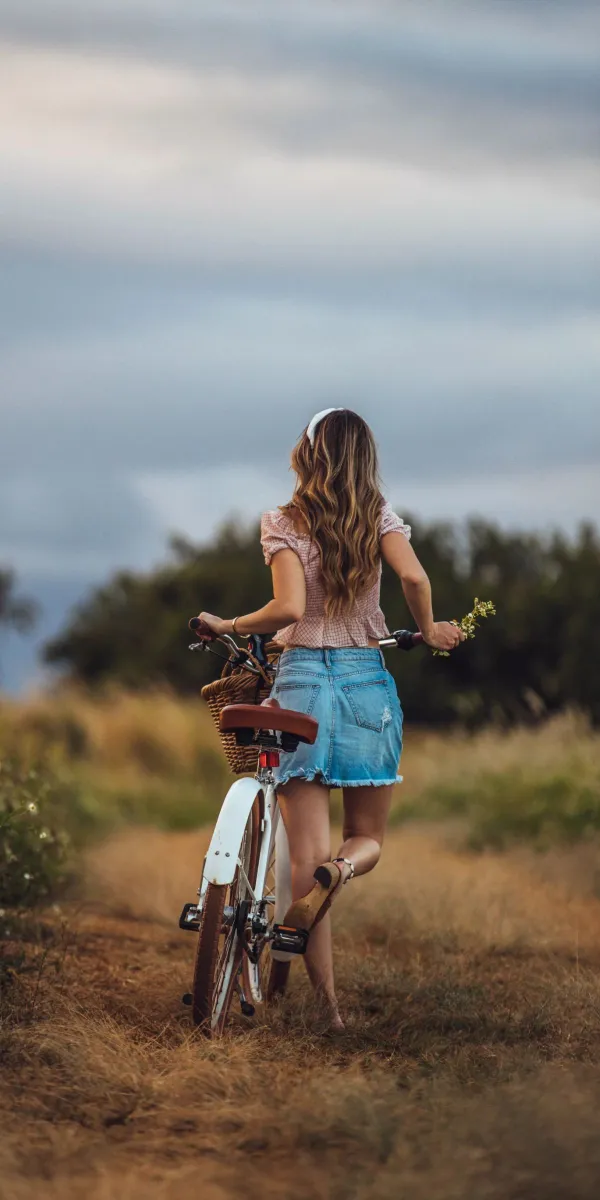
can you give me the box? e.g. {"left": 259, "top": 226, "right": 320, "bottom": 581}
{"left": 236, "top": 859, "right": 256, "bottom": 903}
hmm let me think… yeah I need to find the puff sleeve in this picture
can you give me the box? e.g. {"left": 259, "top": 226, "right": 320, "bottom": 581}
{"left": 380, "top": 501, "right": 411, "bottom": 541}
{"left": 260, "top": 510, "right": 300, "bottom": 565}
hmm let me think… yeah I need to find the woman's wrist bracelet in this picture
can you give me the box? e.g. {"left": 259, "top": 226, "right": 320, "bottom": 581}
{"left": 231, "top": 615, "right": 241, "bottom": 636}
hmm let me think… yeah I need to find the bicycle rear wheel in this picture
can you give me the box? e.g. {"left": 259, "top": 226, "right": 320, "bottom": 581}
{"left": 192, "top": 791, "right": 262, "bottom": 1034}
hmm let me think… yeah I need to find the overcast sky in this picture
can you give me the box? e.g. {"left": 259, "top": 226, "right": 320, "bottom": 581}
{"left": 1, "top": 0, "right": 599, "bottom": 689}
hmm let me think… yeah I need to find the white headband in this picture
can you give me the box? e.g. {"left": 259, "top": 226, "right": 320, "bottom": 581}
{"left": 306, "top": 407, "right": 344, "bottom": 446}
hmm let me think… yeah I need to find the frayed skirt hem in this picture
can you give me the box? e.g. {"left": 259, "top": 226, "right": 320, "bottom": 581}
{"left": 274, "top": 768, "right": 403, "bottom": 788}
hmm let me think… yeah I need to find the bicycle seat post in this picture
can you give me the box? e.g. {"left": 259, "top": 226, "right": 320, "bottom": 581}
{"left": 257, "top": 748, "right": 280, "bottom": 784}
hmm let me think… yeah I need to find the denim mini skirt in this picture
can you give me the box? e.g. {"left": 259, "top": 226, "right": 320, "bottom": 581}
{"left": 270, "top": 647, "right": 403, "bottom": 789}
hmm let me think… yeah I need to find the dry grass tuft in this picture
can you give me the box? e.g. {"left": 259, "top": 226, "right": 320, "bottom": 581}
{"left": 399, "top": 710, "right": 600, "bottom": 798}
{"left": 84, "top": 824, "right": 600, "bottom": 956}
{"left": 82, "top": 828, "right": 211, "bottom": 923}
{"left": 0, "top": 687, "right": 220, "bottom": 776}
{"left": 342, "top": 829, "right": 600, "bottom": 955}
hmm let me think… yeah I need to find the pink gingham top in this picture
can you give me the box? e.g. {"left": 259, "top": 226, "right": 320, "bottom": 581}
{"left": 260, "top": 501, "right": 411, "bottom": 648}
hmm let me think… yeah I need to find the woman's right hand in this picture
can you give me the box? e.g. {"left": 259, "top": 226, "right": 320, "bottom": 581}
{"left": 421, "top": 621, "right": 465, "bottom": 652}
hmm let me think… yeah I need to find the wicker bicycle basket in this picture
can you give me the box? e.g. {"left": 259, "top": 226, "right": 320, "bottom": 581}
{"left": 201, "top": 642, "right": 282, "bottom": 774}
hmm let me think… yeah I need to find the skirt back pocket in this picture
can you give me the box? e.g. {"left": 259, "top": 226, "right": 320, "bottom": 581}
{"left": 341, "top": 678, "right": 394, "bottom": 733}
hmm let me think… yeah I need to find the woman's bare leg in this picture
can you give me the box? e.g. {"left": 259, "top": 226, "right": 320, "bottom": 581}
{"left": 337, "top": 784, "right": 395, "bottom": 877}
{"left": 276, "top": 779, "right": 343, "bottom": 1026}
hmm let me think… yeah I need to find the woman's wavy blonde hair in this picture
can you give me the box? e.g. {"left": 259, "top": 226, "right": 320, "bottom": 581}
{"left": 281, "top": 410, "right": 384, "bottom": 617}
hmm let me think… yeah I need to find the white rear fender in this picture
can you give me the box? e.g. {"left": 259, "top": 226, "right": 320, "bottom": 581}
{"left": 203, "top": 777, "right": 263, "bottom": 886}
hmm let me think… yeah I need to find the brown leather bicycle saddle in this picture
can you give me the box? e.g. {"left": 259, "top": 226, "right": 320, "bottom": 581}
{"left": 220, "top": 704, "right": 318, "bottom": 745}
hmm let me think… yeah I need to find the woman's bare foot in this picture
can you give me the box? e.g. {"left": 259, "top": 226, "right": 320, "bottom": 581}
{"left": 328, "top": 1008, "right": 345, "bottom": 1032}
{"left": 312, "top": 993, "right": 345, "bottom": 1032}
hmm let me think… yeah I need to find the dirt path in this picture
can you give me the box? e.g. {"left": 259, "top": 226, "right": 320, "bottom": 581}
{"left": 3, "top": 828, "right": 600, "bottom": 1200}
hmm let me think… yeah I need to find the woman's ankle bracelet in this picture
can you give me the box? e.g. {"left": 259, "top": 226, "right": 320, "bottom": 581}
{"left": 333, "top": 856, "right": 355, "bottom": 881}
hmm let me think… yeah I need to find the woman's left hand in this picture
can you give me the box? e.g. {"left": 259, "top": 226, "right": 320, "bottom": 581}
{"left": 197, "top": 611, "right": 233, "bottom": 637}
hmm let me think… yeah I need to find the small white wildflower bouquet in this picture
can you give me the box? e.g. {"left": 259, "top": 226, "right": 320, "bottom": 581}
{"left": 433, "top": 597, "right": 496, "bottom": 657}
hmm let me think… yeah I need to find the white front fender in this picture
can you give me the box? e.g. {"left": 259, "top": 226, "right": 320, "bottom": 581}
{"left": 203, "top": 777, "right": 263, "bottom": 886}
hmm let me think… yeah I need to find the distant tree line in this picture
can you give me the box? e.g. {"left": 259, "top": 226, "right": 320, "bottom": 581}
{"left": 0, "top": 570, "right": 37, "bottom": 680}
{"left": 43, "top": 517, "right": 600, "bottom": 726}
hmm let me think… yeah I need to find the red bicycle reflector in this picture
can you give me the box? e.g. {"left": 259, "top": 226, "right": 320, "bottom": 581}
{"left": 259, "top": 750, "right": 280, "bottom": 769}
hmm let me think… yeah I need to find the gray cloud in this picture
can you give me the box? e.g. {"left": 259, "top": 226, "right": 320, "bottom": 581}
{"left": 0, "top": 0, "right": 599, "bottom": 691}
{"left": 1, "top": 1, "right": 598, "bottom": 174}
{"left": 0, "top": 468, "right": 159, "bottom": 576}
{"left": 2, "top": 295, "right": 598, "bottom": 478}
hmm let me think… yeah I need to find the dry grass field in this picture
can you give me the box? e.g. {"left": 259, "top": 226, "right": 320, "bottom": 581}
{"left": 2, "top": 696, "right": 600, "bottom": 1196}
{"left": 3, "top": 822, "right": 600, "bottom": 1199}
{"left": 2, "top": 690, "right": 600, "bottom": 843}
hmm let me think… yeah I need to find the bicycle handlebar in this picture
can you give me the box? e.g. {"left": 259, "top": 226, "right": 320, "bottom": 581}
{"left": 189, "top": 616, "right": 216, "bottom": 640}
{"left": 382, "top": 629, "right": 423, "bottom": 650}
{"left": 189, "top": 617, "right": 423, "bottom": 652}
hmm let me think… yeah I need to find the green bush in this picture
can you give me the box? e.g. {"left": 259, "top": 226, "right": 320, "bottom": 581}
{"left": 71, "top": 776, "right": 226, "bottom": 834}
{"left": 400, "top": 769, "right": 600, "bottom": 850}
{"left": 0, "top": 759, "right": 72, "bottom": 908}
{"left": 42, "top": 518, "right": 600, "bottom": 725}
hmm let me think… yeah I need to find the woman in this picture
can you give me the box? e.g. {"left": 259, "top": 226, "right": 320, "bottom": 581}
{"left": 198, "top": 408, "right": 463, "bottom": 1029}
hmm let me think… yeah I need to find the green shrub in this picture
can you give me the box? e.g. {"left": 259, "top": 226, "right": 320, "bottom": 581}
{"left": 399, "top": 769, "right": 600, "bottom": 850}
{"left": 72, "top": 777, "right": 226, "bottom": 833}
{"left": 0, "top": 759, "right": 72, "bottom": 908}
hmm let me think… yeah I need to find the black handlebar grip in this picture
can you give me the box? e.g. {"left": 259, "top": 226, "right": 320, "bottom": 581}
{"left": 188, "top": 616, "right": 217, "bottom": 640}
{"left": 393, "top": 629, "right": 423, "bottom": 651}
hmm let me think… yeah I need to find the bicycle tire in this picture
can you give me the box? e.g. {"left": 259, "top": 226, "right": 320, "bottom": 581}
{"left": 192, "top": 794, "right": 262, "bottom": 1034}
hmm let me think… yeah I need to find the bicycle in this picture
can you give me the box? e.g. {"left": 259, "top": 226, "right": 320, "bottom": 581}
{"left": 179, "top": 621, "right": 422, "bottom": 1035}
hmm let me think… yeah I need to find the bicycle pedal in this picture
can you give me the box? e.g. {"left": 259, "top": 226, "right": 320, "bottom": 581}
{"left": 271, "top": 923, "right": 309, "bottom": 955}
{"left": 179, "top": 902, "right": 201, "bottom": 932}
